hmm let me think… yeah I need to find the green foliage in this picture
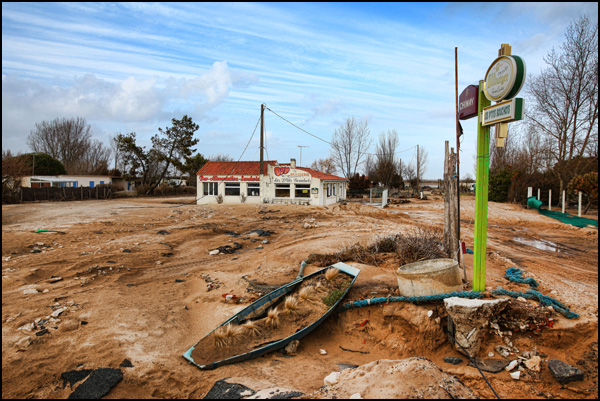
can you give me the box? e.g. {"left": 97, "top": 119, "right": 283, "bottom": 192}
{"left": 489, "top": 168, "right": 513, "bottom": 202}
{"left": 115, "top": 115, "right": 200, "bottom": 194}
{"left": 16, "top": 153, "right": 67, "bottom": 175}
{"left": 323, "top": 288, "right": 345, "bottom": 307}
{"left": 348, "top": 173, "right": 370, "bottom": 191}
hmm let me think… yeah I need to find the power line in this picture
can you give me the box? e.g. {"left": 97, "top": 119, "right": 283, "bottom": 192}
{"left": 264, "top": 105, "right": 418, "bottom": 158}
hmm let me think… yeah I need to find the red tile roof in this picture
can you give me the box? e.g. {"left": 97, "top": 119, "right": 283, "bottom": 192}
{"left": 197, "top": 161, "right": 348, "bottom": 181}
{"left": 197, "top": 161, "right": 277, "bottom": 176}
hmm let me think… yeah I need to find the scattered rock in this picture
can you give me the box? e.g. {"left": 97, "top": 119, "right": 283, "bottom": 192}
{"left": 324, "top": 372, "right": 341, "bottom": 385}
{"left": 283, "top": 340, "right": 299, "bottom": 354}
{"left": 23, "top": 288, "right": 39, "bottom": 295}
{"left": 510, "top": 370, "right": 521, "bottom": 380}
{"left": 247, "top": 229, "right": 274, "bottom": 237}
{"left": 51, "top": 307, "right": 66, "bottom": 318}
{"left": 48, "top": 276, "right": 64, "bottom": 283}
{"left": 35, "top": 328, "right": 49, "bottom": 336}
{"left": 319, "top": 349, "right": 327, "bottom": 355}
{"left": 505, "top": 360, "right": 519, "bottom": 371}
{"left": 548, "top": 359, "right": 584, "bottom": 384}
{"left": 467, "top": 358, "right": 510, "bottom": 373}
{"left": 209, "top": 250, "right": 220, "bottom": 255}
{"left": 156, "top": 230, "right": 170, "bottom": 235}
{"left": 524, "top": 355, "right": 541, "bottom": 372}
{"left": 67, "top": 368, "right": 122, "bottom": 399}
{"left": 61, "top": 369, "right": 93, "bottom": 389}
{"left": 203, "top": 379, "right": 255, "bottom": 399}
{"left": 120, "top": 359, "right": 134, "bottom": 368}
{"left": 349, "top": 393, "right": 363, "bottom": 399}
{"left": 443, "top": 356, "right": 463, "bottom": 365}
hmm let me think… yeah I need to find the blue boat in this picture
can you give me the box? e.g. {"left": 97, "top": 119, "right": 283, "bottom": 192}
{"left": 183, "top": 262, "right": 360, "bottom": 370}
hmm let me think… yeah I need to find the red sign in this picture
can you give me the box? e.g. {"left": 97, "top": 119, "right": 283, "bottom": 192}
{"left": 458, "top": 85, "right": 479, "bottom": 120}
{"left": 274, "top": 167, "right": 290, "bottom": 176}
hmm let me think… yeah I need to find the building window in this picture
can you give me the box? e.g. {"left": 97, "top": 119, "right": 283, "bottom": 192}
{"left": 295, "top": 184, "right": 310, "bottom": 198}
{"left": 74, "top": 182, "right": 78, "bottom": 188}
{"left": 203, "top": 182, "right": 218, "bottom": 196}
{"left": 89, "top": 181, "right": 95, "bottom": 188}
{"left": 225, "top": 182, "right": 240, "bottom": 196}
{"left": 275, "top": 184, "right": 290, "bottom": 197}
{"left": 247, "top": 183, "right": 260, "bottom": 196}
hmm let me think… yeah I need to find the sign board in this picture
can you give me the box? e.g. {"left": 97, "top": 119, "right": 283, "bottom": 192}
{"left": 458, "top": 85, "right": 479, "bottom": 120}
{"left": 482, "top": 98, "right": 524, "bottom": 126}
{"left": 272, "top": 168, "right": 312, "bottom": 184}
{"left": 484, "top": 55, "right": 526, "bottom": 102}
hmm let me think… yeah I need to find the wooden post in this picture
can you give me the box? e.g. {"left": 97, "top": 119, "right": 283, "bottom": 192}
{"left": 578, "top": 191, "right": 582, "bottom": 217}
{"left": 548, "top": 189, "right": 552, "bottom": 211}
{"left": 562, "top": 190, "right": 566, "bottom": 214}
{"left": 444, "top": 141, "right": 463, "bottom": 280}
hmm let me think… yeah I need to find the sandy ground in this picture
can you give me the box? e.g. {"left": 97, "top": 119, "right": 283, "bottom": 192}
{"left": 2, "top": 195, "right": 598, "bottom": 399}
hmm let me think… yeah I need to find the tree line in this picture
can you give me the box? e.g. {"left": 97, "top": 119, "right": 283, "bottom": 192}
{"left": 487, "top": 16, "right": 597, "bottom": 212}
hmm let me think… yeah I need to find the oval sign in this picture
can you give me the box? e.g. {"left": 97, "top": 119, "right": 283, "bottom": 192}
{"left": 484, "top": 55, "right": 526, "bottom": 102}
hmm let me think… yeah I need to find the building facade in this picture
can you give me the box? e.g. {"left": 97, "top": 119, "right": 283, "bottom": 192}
{"left": 196, "top": 159, "right": 347, "bottom": 206}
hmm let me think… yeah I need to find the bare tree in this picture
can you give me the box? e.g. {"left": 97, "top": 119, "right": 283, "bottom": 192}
{"left": 526, "top": 15, "right": 598, "bottom": 192}
{"left": 415, "top": 145, "right": 429, "bottom": 183}
{"left": 371, "top": 130, "right": 403, "bottom": 188}
{"left": 27, "top": 117, "right": 92, "bottom": 174}
{"left": 329, "top": 117, "right": 373, "bottom": 179}
{"left": 310, "top": 157, "right": 337, "bottom": 174}
{"left": 208, "top": 153, "right": 235, "bottom": 161}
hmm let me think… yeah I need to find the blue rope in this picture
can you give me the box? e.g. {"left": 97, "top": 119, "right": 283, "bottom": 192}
{"left": 505, "top": 268, "right": 539, "bottom": 289}
{"left": 491, "top": 287, "right": 579, "bottom": 319}
{"left": 341, "top": 291, "right": 485, "bottom": 310}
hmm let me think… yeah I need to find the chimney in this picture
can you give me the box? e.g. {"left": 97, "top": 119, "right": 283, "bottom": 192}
{"left": 290, "top": 158, "right": 296, "bottom": 169}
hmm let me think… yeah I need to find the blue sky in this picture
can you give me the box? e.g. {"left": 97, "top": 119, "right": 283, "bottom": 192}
{"left": 2, "top": 2, "right": 598, "bottom": 179}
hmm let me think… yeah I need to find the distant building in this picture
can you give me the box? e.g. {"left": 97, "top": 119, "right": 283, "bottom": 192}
{"left": 196, "top": 159, "right": 348, "bottom": 206}
{"left": 19, "top": 175, "right": 135, "bottom": 191}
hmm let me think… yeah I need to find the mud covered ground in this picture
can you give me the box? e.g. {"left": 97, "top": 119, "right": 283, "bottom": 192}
{"left": 2, "top": 195, "right": 598, "bottom": 399}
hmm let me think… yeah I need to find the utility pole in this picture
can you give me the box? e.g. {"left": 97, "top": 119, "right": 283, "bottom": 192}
{"left": 297, "top": 145, "right": 309, "bottom": 167}
{"left": 416, "top": 144, "right": 420, "bottom": 194}
{"left": 455, "top": 47, "right": 462, "bottom": 267}
{"left": 260, "top": 104, "right": 265, "bottom": 176}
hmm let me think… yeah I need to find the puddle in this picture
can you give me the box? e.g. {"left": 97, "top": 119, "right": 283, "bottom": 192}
{"left": 512, "top": 237, "right": 563, "bottom": 252}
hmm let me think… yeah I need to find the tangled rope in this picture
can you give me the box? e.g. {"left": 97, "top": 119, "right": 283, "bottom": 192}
{"left": 505, "top": 268, "right": 539, "bottom": 289}
{"left": 491, "top": 287, "right": 579, "bottom": 319}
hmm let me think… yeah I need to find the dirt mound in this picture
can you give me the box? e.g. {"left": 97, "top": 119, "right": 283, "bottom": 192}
{"left": 311, "top": 357, "right": 477, "bottom": 399}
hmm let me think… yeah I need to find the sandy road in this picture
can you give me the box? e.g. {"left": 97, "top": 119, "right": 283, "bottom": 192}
{"left": 2, "top": 196, "right": 597, "bottom": 398}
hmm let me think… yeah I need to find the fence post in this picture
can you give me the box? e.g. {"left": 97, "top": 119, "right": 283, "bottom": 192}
{"left": 578, "top": 191, "right": 582, "bottom": 217}
{"left": 548, "top": 189, "right": 552, "bottom": 211}
{"left": 562, "top": 190, "right": 566, "bottom": 214}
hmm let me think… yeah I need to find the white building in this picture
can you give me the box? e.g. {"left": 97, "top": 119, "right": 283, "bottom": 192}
{"left": 196, "top": 159, "right": 348, "bottom": 206}
{"left": 20, "top": 175, "right": 135, "bottom": 191}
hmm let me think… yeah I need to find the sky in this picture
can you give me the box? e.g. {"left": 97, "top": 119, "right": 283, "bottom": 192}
{"left": 2, "top": 2, "right": 598, "bottom": 179}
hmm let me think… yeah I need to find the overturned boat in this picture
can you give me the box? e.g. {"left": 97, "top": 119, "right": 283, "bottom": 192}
{"left": 183, "top": 262, "right": 360, "bottom": 370}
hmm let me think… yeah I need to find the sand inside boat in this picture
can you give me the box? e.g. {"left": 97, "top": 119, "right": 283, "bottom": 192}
{"left": 190, "top": 269, "right": 351, "bottom": 366}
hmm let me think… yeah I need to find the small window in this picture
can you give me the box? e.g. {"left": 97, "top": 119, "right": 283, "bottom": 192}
{"left": 203, "top": 182, "right": 218, "bottom": 196}
{"left": 89, "top": 181, "right": 95, "bottom": 188}
{"left": 74, "top": 182, "right": 78, "bottom": 188}
{"left": 295, "top": 184, "right": 310, "bottom": 198}
{"left": 225, "top": 182, "right": 240, "bottom": 196}
{"left": 247, "top": 183, "right": 260, "bottom": 196}
{"left": 275, "top": 184, "right": 290, "bottom": 198}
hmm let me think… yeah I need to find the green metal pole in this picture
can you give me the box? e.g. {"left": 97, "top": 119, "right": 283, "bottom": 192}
{"left": 473, "top": 80, "right": 491, "bottom": 292}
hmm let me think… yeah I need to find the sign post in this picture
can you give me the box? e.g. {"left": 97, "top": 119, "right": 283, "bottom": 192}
{"left": 471, "top": 43, "right": 526, "bottom": 292}
{"left": 473, "top": 80, "right": 491, "bottom": 292}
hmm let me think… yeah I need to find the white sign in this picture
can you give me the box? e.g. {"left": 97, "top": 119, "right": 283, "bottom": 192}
{"left": 482, "top": 98, "right": 524, "bottom": 126}
{"left": 484, "top": 55, "right": 526, "bottom": 102}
